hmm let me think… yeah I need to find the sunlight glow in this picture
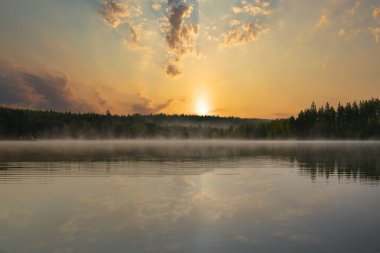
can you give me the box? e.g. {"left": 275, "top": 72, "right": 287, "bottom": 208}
{"left": 195, "top": 96, "right": 210, "bottom": 115}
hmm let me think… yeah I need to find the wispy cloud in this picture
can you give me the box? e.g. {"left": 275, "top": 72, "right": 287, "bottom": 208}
{"left": 92, "top": 88, "right": 108, "bottom": 107}
{"left": 221, "top": 0, "right": 271, "bottom": 47}
{"left": 369, "top": 27, "right": 380, "bottom": 43}
{"left": 346, "top": 1, "right": 361, "bottom": 16}
{"left": 314, "top": 10, "right": 330, "bottom": 29}
{"left": 132, "top": 94, "right": 174, "bottom": 114}
{"left": 310, "top": 1, "right": 380, "bottom": 44}
{"left": 232, "top": 0, "right": 271, "bottom": 16}
{"left": 98, "top": 0, "right": 143, "bottom": 48}
{"left": 222, "top": 22, "right": 267, "bottom": 47}
{"left": 373, "top": 6, "right": 380, "bottom": 22}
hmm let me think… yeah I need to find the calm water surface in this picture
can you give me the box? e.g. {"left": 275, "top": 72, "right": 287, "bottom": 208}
{"left": 0, "top": 141, "right": 379, "bottom": 253}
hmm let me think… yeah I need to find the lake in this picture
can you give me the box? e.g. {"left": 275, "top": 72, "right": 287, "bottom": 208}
{"left": 0, "top": 140, "right": 379, "bottom": 253}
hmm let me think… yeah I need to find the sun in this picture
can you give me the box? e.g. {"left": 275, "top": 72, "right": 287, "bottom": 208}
{"left": 195, "top": 96, "right": 210, "bottom": 115}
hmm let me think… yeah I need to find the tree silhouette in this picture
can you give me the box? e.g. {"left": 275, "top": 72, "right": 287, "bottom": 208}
{"left": 0, "top": 98, "right": 379, "bottom": 139}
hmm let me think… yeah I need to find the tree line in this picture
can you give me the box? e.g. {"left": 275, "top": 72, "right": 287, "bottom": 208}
{"left": 290, "top": 98, "right": 380, "bottom": 139}
{"left": 0, "top": 98, "right": 379, "bottom": 139}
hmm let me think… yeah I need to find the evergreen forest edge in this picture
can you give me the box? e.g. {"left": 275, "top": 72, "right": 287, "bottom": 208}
{"left": 1, "top": 98, "right": 380, "bottom": 139}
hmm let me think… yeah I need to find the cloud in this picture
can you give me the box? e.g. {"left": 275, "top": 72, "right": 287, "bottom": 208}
{"left": 164, "top": 3, "right": 198, "bottom": 56}
{"left": 98, "top": 0, "right": 143, "bottom": 48}
{"left": 232, "top": 0, "right": 271, "bottom": 16}
{"left": 92, "top": 88, "right": 107, "bottom": 107}
{"left": 369, "top": 27, "right": 380, "bottom": 43}
{"left": 126, "top": 26, "right": 139, "bottom": 46}
{"left": 152, "top": 2, "right": 162, "bottom": 11}
{"left": 337, "top": 26, "right": 365, "bottom": 41}
{"left": 288, "top": 233, "right": 321, "bottom": 244}
{"left": 314, "top": 11, "right": 330, "bottom": 29}
{"left": 98, "top": 0, "right": 200, "bottom": 76}
{"left": 97, "top": 0, "right": 274, "bottom": 76}
{"left": 98, "top": 0, "right": 131, "bottom": 28}
{"left": 222, "top": 22, "right": 267, "bottom": 47}
{"left": 0, "top": 75, "right": 38, "bottom": 107}
{"left": 132, "top": 94, "right": 174, "bottom": 114}
{"left": 220, "top": 0, "right": 270, "bottom": 48}
{"left": 373, "top": 6, "right": 380, "bottom": 22}
{"left": 161, "top": 0, "right": 199, "bottom": 77}
{"left": 338, "top": 28, "right": 346, "bottom": 36}
{"left": 346, "top": 1, "right": 360, "bottom": 15}
{"left": 0, "top": 64, "right": 91, "bottom": 111}
{"left": 166, "top": 63, "right": 182, "bottom": 77}
{"left": 234, "top": 234, "right": 256, "bottom": 244}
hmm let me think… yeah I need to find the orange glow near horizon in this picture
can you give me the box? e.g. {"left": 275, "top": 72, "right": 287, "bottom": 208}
{"left": 195, "top": 93, "right": 210, "bottom": 115}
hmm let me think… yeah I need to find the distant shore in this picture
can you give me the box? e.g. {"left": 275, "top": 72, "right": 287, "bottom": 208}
{"left": 1, "top": 98, "right": 379, "bottom": 140}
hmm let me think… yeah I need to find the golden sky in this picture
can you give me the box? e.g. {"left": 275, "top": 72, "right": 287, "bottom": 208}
{"left": 0, "top": 0, "right": 379, "bottom": 118}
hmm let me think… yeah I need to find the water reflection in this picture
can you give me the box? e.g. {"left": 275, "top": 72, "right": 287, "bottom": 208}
{"left": 0, "top": 141, "right": 379, "bottom": 253}
{"left": 0, "top": 141, "right": 379, "bottom": 182}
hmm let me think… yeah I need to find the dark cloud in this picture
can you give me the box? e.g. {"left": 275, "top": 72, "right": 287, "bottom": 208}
{"left": 0, "top": 65, "right": 91, "bottom": 112}
{"left": 166, "top": 64, "right": 182, "bottom": 77}
{"left": 98, "top": 0, "right": 131, "bottom": 28}
{"left": 132, "top": 95, "right": 174, "bottom": 114}
{"left": 98, "top": 0, "right": 200, "bottom": 76}
{"left": 161, "top": 0, "right": 199, "bottom": 76}
{"left": 0, "top": 75, "right": 38, "bottom": 107}
{"left": 96, "top": 0, "right": 271, "bottom": 76}
{"left": 165, "top": 3, "right": 198, "bottom": 55}
{"left": 129, "top": 27, "right": 139, "bottom": 44}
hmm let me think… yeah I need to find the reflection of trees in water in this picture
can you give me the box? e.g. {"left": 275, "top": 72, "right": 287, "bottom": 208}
{"left": 0, "top": 141, "right": 379, "bottom": 182}
{"left": 226, "top": 143, "right": 380, "bottom": 182}
{"left": 293, "top": 147, "right": 380, "bottom": 182}
{"left": 220, "top": 143, "right": 380, "bottom": 182}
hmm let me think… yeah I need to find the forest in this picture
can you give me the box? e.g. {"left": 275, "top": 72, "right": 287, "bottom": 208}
{"left": 0, "top": 98, "right": 379, "bottom": 139}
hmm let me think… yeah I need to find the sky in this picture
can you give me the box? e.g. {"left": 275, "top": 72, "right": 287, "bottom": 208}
{"left": 0, "top": 0, "right": 379, "bottom": 118}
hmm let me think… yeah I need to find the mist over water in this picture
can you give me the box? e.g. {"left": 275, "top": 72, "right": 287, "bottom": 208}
{"left": 1, "top": 140, "right": 379, "bottom": 182}
{"left": 0, "top": 140, "right": 379, "bottom": 253}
